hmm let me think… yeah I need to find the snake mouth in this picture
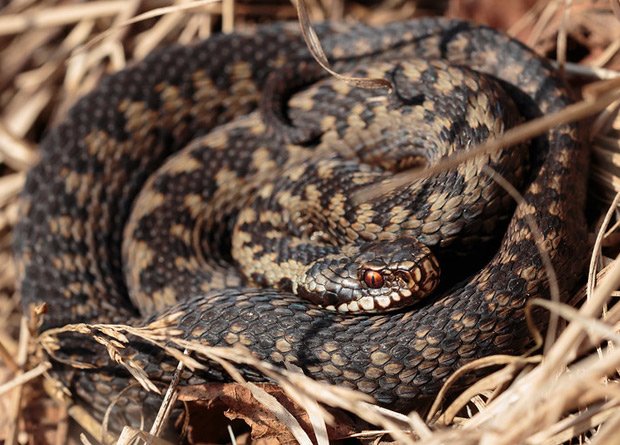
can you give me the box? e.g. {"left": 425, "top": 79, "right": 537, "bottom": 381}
{"left": 324, "top": 260, "right": 442, "bottom": 314}
{"left": 330, "top": 293, "right": 406, "bottom": 313}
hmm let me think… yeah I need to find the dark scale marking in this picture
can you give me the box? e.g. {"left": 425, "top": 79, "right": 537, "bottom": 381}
{"left": 14, "top": 18, "right": 588, "bottom": 431}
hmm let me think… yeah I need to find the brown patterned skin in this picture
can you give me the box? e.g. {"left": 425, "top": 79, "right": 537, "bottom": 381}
{"left": 14, "top": 18, "right": 587, "bottom": 426}
{"left": 229, "top": 58, "right": 526, "bottom": 313}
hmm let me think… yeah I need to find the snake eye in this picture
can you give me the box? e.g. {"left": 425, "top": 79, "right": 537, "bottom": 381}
{"left": 363, "top": 270, "right": 384, "bottom": 288}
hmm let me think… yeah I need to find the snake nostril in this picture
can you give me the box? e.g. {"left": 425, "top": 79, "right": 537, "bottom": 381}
{"left": 395, "top": 270, "right": 412, "bottom": 286}
{"left": 362, "top": 270, "right": 384, "bottom": 288}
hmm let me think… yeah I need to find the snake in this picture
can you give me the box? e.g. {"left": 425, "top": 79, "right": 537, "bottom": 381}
{"left": 14, "top": 17, "right": 588, "bottom": 430}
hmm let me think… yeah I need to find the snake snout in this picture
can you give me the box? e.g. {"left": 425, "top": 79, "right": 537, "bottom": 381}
{"left": 295, "top": 236, "right": 441, "bottom": 314}
{"left": 391, "top": 255, "right": 441, "bottom": 298}
{"left": 314, "top": 236, "right": 441, "bottom": 314}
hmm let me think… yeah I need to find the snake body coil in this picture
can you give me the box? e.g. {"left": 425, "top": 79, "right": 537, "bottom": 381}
{"left": 15, "top": 18, "right": 587, "bottom": 426}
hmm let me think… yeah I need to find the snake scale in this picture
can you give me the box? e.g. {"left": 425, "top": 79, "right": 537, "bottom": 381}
{"left": 15, "top": 18, "right": 588, "bottom": 429}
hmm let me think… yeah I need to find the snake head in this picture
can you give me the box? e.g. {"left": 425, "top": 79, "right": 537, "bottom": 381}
{"left": 297, "top": 236, "right": 440, "bottom": 314}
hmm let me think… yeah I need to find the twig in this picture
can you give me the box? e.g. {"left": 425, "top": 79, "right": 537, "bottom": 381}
{"left": 5, "top": 317, "right": 31, "bottom": 445}
{"left": 0, "top": 1, "right": 129, "bottom": 36}
{"left": 353, "top": 78, "right": 620, "bottom": 204}
{"left": 0, "top": 362, "right": 51, "bottom": 396}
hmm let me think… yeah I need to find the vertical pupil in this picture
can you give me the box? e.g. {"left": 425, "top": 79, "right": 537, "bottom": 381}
{"left": 364, "top": 271, "right": 383, "bottom": 288}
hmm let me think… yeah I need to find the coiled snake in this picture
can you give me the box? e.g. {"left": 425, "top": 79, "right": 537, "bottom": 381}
{"left": 15, "top": 18, "right": 587, "bottom": 427}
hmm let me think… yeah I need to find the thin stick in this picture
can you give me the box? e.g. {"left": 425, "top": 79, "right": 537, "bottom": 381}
{"left": 0, "top": 123, "right": 38, "bottom": 171}
{"left": 588, "top": 191, "right": 620, "bottom": 299}
{"left": 77, "top": 0, "right": 221, "bottom": 53}
{"left": 5, "top": 317, "right": 31, "bottom": 445}
{"left": 557, "top": 61, "right": 620, "bottom": 80}
{"left": 353, "top": 79, "right": 620, "bottom": 204}
{"left": 0, "top": 2, "right": 129, "bottom": 36}
{"left": 0, "top": 362, "right": 51, "bottom": 396}
{"left": 0, "top": 339, "right": 18, "bottom": 373}
{"left": 148, "top": 350, "right": 186, "bottom": 437}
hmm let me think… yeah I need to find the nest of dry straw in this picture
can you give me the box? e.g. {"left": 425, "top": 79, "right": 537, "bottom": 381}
{"left": 0, "top": 1, "right": 619, "bottom": 444}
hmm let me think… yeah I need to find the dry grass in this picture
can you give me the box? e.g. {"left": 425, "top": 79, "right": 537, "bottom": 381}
{"left": 0, "top": 0, "right": 619, "bottom": 444}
